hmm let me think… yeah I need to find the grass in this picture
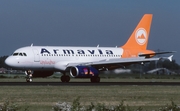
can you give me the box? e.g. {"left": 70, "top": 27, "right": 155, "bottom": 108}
{"left": 0, "top": 74, "right": 180, "bottom": 110}
{"left": 0, "top": 84, "right": 180, "bottom": 110}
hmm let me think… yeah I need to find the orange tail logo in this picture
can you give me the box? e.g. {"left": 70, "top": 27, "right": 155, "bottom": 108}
{"left": 136, "top": 28, "right": 147, "bottom": 45}
{"left": 122, "top": 14, "right": 152, "bottom": 50}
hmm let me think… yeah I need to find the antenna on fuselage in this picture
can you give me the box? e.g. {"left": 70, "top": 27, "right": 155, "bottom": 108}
{"left": 97, "top": 44, "right": 99, "bottom": 47}
{"left": 31, "top": 43, "right": 33, "bottom": 47}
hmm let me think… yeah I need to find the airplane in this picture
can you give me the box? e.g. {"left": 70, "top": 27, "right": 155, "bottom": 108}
{"left": 5, "top": 14, "right": 174, "bottom": 82}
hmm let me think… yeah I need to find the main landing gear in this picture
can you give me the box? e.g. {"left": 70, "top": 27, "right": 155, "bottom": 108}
{"left": 60, "top": 74, "right": 100, "bottom": 83}
{"left": 24, "top": 71, "right": 100, "bottom": 83}
{"left": 60, "top": 75, "right": 70, "bottom": 82}
{"left": 25, "top": 70, "right": 33, "bottom": 82}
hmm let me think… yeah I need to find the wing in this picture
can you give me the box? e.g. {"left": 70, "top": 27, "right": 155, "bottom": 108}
{"left": 66, "top": 57, "right": 160, "bottom": 70}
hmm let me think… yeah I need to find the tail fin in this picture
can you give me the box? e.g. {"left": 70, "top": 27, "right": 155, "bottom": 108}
{"left": 122, "top": 14, "right": 152, "bottom": 50}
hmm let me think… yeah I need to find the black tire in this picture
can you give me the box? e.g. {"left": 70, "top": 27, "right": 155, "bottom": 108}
{"left": 61, "top": 75, "right": 70, "bottom": 82}
{"left": 65, "top": 75, "right": 70, "bottom": 82}
{"left": 26, "top": 78, "right": 32, "bottom": 82}
{"left": 26, "top": 78, "right": 30, "bottom": 82}
{"left": 61, "top": 76, "right": 66, "bottom": 82}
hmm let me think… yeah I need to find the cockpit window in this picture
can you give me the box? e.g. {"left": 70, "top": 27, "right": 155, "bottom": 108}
{"left": 19, "top": 53, "right": 23, "bottom": 56}
{"left": 23, "top": 53, "right": 27, "bottom": 56}
{"left": 13, "top": 53, "right": 19, "bottom": 56}
{"left": 12, "top": 52, "right": 27, "bottom": 56}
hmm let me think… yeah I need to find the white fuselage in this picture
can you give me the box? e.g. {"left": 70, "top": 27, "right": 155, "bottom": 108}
{"left": 5, "top": 46, "right": 124, "bottom": 71}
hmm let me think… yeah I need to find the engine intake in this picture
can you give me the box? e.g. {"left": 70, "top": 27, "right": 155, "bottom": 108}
{"left": 70, "top": 66, "right": 99, "bottom": 78}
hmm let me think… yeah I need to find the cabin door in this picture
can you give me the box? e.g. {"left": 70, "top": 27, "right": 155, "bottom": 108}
{"left": 33, "top": 49, "right": 40, "bottom": 62}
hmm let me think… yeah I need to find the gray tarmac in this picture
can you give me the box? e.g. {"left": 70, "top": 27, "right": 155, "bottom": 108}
{"left": 1, "top": 82, "right": 180, "bottom": 86}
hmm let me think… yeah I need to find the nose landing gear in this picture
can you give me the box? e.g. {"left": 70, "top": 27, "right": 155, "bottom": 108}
{"left": 25, "top": 70, "right": 33, "bottom": 82}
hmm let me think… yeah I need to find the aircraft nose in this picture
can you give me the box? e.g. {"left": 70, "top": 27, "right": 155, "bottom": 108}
{"left": 5, "top": 57, "right": 12, "bottom": 66}
{"left": 5, "top": 56, "right": 18, "bottom": 67}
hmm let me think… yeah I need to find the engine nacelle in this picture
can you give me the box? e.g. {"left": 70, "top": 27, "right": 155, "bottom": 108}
{"left": 69, "top": 66, "right": 99, "bottom": 78}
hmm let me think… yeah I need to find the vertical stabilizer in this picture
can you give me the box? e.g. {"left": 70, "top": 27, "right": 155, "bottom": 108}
{"left": 122, "top": 14, "right": 152, "bottom": 50}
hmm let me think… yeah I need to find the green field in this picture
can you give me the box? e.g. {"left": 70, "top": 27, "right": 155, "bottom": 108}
{"left": 1, "top": 85, "right": 180, "bottom": 111}
{"left": 0, "top": 74, "right": 180, "bottom": 110}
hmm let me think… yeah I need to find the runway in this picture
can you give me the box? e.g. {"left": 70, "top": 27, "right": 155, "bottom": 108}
{"left": 1, "top": 82, "right": 180, "bottom": 86}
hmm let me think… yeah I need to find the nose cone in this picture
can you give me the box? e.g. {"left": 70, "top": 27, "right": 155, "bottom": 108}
{"left": 5, "top": 56, "right": 18, "bottom": 67}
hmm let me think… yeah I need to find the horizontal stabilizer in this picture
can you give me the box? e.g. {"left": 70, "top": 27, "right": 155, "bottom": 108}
{"left": 139, "top": 51, "right": 176, "bottom": 58}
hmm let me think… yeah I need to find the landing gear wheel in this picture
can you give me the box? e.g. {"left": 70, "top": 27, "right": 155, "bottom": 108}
{"left": 90, "top": 76, "right": 100, "bottom": 83}
{"left": 25, "top": 70, "right": 33, "bottom": 82}
{"left": 61, "top": 75, "right": 70, "bottom": 82}
{"left": 26, "top": 78, "right": 32, "bottom": 82}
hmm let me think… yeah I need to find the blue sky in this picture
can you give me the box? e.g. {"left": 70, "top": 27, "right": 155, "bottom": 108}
{"left": 0, "top": 1, "right": 180, "bottom": 63}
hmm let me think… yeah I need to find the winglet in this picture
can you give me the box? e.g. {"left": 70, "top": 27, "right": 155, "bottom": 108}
{"left": 160, "top": 55, "right": 173, "bottom": 62}
{"left": 167, "top": 55, "right": 173, "bottom": 62}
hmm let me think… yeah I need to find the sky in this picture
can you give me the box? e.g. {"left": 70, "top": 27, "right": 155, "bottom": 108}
{"left": 0, "top": 1, "right": 180, "bottom": 63}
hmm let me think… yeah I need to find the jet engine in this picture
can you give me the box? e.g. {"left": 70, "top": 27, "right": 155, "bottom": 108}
{"left": 69, "top": 66, "right": 99, "bottom": 78}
